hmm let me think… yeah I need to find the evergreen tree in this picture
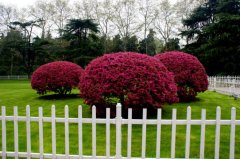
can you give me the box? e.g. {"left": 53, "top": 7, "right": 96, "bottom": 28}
{"left": 164, "top": 38, "right": 180, "bottom": 51}
{"left": 139, "top": 29, "right": 156, "bottom": 55}
{"left": 63, "top": 19, "right": 103, "bottom": 66}
{"left": 9, "top": 19, "right": 43, "bottom": 78}
{"left": 181, "top": 0, "right": 240, "bottom": 75}
{"left": 112, "top": 34, "right": 124, "bottom": 52}
{"left": 126, "top": 35, "right": 139, "bottom": 52}
{"left": 0, "top": 30, "right": 24, "bottom": 75}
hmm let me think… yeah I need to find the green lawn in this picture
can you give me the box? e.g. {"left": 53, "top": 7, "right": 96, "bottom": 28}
{"left": 0, "top": 80, "right": 240, "bottom": 158}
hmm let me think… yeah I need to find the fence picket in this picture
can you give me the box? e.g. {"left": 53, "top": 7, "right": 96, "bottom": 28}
{"left": 51, "top": 105, "right": 56, "bottom": 159}
{"left": 78, "top": 106, "right": 83, "bottom": 158}
{"left": 38, "top": 107, "right": 43, "bottom": 159}
{"left": 106, "top": 108, "right": 110, "bottom": 158}
{"left": 171, "top": 109, "right": 177, "bottom": 159}
{"left": 200, "top": 109, "right": 206, "bottom": 159}
{"left": 230, "top": 107, "right": 236, "bottom": 159}
{"left": 26, "top": 105, "right": 31, "bottom": 159}
{"left": 156, "top": 109, "right": 162, "bottom": 159}
{"left": 0, "top": 104, "right": 239, "bottom": 159}
{"left": 141, "top": 109, "right": 147, "bottom": 159}
{"left": 14, "top": 107, "right": 19, "bottom": 159}
{"left": 2, "top": 106, "right": 6, "bottom": 159}
{"left": 92, "top": 106, "right": 96, "bottom": 158}
{"left": 185, "top": 107, "right": 191, "bottom": 159}
{"left": 65, "top": 106, "right": 69, "bottom": 159}
{"left": 214, "top": 107, "right": 221, "bottom": 159}
{"left": 116, "top": 103, "right": 122, "bottom": 159}
{"left": 127, "top": 108, "right": 132, "bottom": 159}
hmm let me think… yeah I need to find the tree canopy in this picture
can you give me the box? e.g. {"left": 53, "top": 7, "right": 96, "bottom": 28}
{"left": 181, "top": 0, "right": 240, "bottom": 75}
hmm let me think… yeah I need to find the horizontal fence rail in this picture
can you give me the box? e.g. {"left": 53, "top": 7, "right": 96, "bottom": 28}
{"left": 208, "top": 76, "right": 240, "bottom": 96}
{"left": 0, "top": 75, "right": 29, "bottom": 80}
{"left": 0, "top": 104, "right": 239, "bottom": 159}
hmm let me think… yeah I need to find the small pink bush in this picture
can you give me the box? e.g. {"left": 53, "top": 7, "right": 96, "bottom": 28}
{"left": 155, "top": 51, "right": 208, "bottom": 102}
{"left": 31, "top": 61, "right": 83, "bottom": 95}
{"left": 79, "top": 52, "right": 178, "bottom": 116}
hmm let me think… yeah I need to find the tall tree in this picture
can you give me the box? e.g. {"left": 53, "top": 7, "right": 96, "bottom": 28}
{"left": 154, "top": 0, "right": 177, "bottom": 45}
{"left": 28, "top": 0, "right": 54, "bottom": 39}
{"left": 111, "top": 34, "right": 124, "bottom": 52}
{"left": 50, "top": 0, "right": 71, "bottom": 37}
{"left": 73, "top": 0, "right": 95, "bottom": 19}
{"left": 0, "top": 30, "right": 24, "bottom": 75}
{"left": 139, "top": 29, "right": 156, "bottom": 55}
{"left": 63, "top": 18, "right": 101, "bottom": 66}
{"left": 92, "top": 0, "right": 115, "bottom": 53}
{"left": 0, "top": 4, "right": 18, "bottom": 34}
{"left": 64, "top": 19, "right": 99, "bottom": 45}
{"left": 181, "top": 0, "right": 240, "bottom": 75}
{"left": 126, "top": 35, "right": 139, "bottom": 52}
{"left": 111, "top": 0, "right": 140, "bottom": 51}
{"left": 9, "top": 19, "right": 43, "bottom": 78}
{"left": 164, "top": 38, "right": 180, "bottom": 51}
{"left": 138, "top": 0, "right": 156, "bottom": 53}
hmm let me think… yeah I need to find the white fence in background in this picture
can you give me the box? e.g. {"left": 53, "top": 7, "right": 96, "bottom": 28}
{"left": 0, "top": 75, "right": 29, "bottom": 80}
{"left": 208, "top": 76, "right": 240, "bottom": 96}
{"left": 0, "top": 104, "right": 239, "bottom": 159}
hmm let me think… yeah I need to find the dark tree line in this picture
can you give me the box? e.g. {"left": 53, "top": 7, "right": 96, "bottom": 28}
{"left": 0, "top": 18, "right": 180, "bottom": 76}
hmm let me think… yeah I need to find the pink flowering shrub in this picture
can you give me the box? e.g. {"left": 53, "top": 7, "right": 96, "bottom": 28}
{"left": 79, "top": 52, "right": 178, "bottom": 116}
{"left": 31, "top": 61, "right": 83, "bottom": 95}
{"left": 155, "top": 51, "right": 208, "bottom": 102}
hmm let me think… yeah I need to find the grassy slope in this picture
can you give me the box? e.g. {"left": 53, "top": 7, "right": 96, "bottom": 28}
{"left": 0, "top": 80, "right": 240, "bottom": 158}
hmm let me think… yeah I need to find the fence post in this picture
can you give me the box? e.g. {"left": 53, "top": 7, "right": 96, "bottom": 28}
{"left": 38, "top": 107, "right": 43, "bottom": 159}
{"left": 185, "top": 107, "right": 191, "bottom": 159}
{"left": 106, "top": 108, "right": 111, "bottom": 159}
{"left": 78, "top": 106, "right": 83, "bottom": 159}
{"left": 14, "top": 107, "right": 19, "bottom": 159}
{"left": 2, "top": 106, "right": 6, "bottom": 159}
{"left": 65, "top": 105, "right": 69, "bottom": 159}
{"left": 156, "top": 109, "right": 162, "bottom": 159}
{"left": 200, "top": 109, "right": 206, "bottom": 159}
{"left": 92, "top": 106, "right": 96, "bottom": 159}
{"left": 171, "top": 109, "right": 177, "bottom": 159}
{"left": 232, "top": 79, "right": 236, "bottom": 89}
{"left": 116, "top": 103, "right": 122, "bottom": 159}
{"left": 229, "top": 107, "right": 236, "bottom": 159}
{"left": 127, "top": 108, "right": 132, "bottom": 159}
{"left": 51, "top": 105, "right": 56, "bottom": 159}
{"left": 213, "top": 77, "right": 217, "bottom": 91}
{"left": 214, "top": 107, "right": 221, "bottom": 159}
{"left": 26, "top": 105, "right": 31, "bottom": 159}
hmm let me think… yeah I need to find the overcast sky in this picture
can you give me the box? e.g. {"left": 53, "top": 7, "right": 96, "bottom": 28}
{"left": 0, "top": 0, "right": 38, "bottom": 8}
{"left": 0, "top": 0, "right": 178, "bottom": 8}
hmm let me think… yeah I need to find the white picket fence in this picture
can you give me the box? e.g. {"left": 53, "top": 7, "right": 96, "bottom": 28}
{"left": 0, "top": 75, "right": 29, "bottom": 80}
{"left": 208, "top": 76, "right": 240, "bottom": 96}
{"left": 0, "top": 104, "right": 239, "bottom": 159}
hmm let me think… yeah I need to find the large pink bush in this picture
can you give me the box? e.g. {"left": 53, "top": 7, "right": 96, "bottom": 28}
{"left": 79, "top": 52, "right": 178, "bottom": 116}
{"left": 155, "top": 51, "right": 208, "bottom": 102}
{"left": 31, "top": 61, "right": 83, "bottom": 95}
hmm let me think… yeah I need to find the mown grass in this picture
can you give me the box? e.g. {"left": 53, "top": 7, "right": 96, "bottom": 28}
{"left": 0, "top": 80, "right": 240, "bottom": 158}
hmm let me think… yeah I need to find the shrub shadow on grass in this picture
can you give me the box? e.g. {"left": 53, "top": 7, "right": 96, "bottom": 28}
{"left": 37, "top": 94, "right": 80, "bottom": 100}
{"left": 179, "top": 97, "right": 202, "bottom": 104}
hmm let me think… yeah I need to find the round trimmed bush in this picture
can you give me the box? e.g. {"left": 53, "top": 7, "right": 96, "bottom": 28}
{"left": 155, "top": 51, "right": 208, "bottom": 102}
{"left": 31, "top": 61, "right": 83, "bottom": 95}
{"left": 79, "top": 52, "right": 178, "bottom": 116}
